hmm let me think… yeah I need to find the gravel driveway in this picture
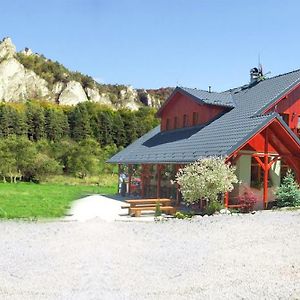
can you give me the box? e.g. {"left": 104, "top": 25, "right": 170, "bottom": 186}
{"left": 0, "top": 210, "right": 299, "bottom": 299}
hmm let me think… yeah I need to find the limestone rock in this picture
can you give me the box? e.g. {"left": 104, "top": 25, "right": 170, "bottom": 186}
{"left": 58, "top": 81, "right": 88, "bottom": 105}
{"left": 0, "top": 57, "right": 49, "bottom": 102}
{"left": 120, "top": 86, "right": 138, "bottom": 102}
{"left": 124, "top": 102, "right": 140, "bottom": 111}
{"left": 0, "top": 37, "right": 16, "bottom": 60}
{"left": 119, "top": 86, "right": 140, "bottom": 111}
{"left": 85, "top": 87, "right": 112, "bottom": 105}
{"left": 20, "top": 47, "right": 33, "bottom": 56}
{"left": 138, "top": 89, "right": 162, "bottom": 108}
{"left": 52, "top": 82, "right": 65, "bottom": 95}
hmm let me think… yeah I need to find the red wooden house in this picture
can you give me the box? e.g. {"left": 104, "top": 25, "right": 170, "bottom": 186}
{"left": 109, "top": 67, "right": 300, "bottom": 209}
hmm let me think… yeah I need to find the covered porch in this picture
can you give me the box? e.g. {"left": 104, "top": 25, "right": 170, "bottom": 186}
{"left": 225, "top": 119, "right": 300, "bottom": 209}
{"left": 117, "top": 163, "right": 183, "bottom": 206}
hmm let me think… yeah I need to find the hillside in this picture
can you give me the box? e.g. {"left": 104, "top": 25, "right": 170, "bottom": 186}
{"left": 0, "top": 37, "right": 173, "bottom": 110}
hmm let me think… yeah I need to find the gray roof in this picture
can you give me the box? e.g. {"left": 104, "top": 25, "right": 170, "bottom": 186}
{"left": 109, "top": 69, "right": 300, "bottom": 164}
{"left": 178, "top": 87, "right": 235, "bottom": 108}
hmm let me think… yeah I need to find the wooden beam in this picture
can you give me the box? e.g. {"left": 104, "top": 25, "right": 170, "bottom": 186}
{"left": 175, "top": 164, "right": 180, "bottom": 205}
{"left": 224, "top": 192, "right": 229, "bottom": 208}
{"left": 263, "top": 129, "right": 269, "bottom": 209}
{"left": 156, "top": 164, "right": 161, "bottom": 199}
{"left": 268, "top": 156, "right": 280, "bottom": 169}
{"left": 117, "top": 164, "right": 121, "bottom": 194}
{"left": 253, "top": 155, "right": 265, "bottom": 170}
{"left": 128, "top": 164, "right": 132, "bottom": 195}
{"left": 141, "top": 164, "right": 145, "bottom": 198}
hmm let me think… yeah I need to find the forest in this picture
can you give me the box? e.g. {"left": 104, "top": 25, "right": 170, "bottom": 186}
{"left": 0, "top": 101, "right": 159, "bottom": 182}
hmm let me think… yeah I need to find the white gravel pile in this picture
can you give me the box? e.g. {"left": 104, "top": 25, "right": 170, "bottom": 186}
{"left": 0, "top": 210, "right": 299, "bottom": 299}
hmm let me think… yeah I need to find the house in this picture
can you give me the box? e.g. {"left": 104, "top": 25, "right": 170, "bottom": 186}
{"left": 108, "top": 67, "right": 300, "bottom": 209}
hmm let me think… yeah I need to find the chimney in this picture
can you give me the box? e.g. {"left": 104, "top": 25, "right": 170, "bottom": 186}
{"left": 208, "top": 86, "right": 212, "bottom": 93}
{"left": 250, "top": 67, "right": 259, "bottom": 83}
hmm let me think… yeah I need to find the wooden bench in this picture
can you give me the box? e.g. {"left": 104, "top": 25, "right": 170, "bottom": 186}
{"left": 129, "top": 206, "right": 176, "bottom": 217}
{"left": 122, "top": 198, "right": 176, "bottom": 217}
{"left": 227, "top": 204, "right": 251, "bottom": 210}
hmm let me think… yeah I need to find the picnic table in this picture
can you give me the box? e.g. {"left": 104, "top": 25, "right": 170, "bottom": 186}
{"left": 122, "top": 198, "right": 176, "bottom": 217}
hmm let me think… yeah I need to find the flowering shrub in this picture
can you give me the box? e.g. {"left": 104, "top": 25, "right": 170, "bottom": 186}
{"left": 237, "top": 188, "right": 258, "bottom": 212}
{"left": 175, "top": 157, "right": 238, "bottom": 206}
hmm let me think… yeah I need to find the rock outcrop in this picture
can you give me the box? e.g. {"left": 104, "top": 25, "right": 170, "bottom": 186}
{"left": 58, "top": 81, "right": 88, "bottom": 105}
{"left": 0, "top": 37, "right": 172, "bottom": 108}
{"left": 85, "top": 87, "right": 112, "bottom": 105}
{"left": 119, "top": 86, "right": 140, "bottom": 111}
{"left": 0, "top": 37, "right": 50, "bottom": 102}
{"left": 0, "top": 37, "right": 16, "bottom": 60}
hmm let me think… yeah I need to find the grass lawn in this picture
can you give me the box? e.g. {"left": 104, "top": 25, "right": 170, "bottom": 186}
{"left": 0, "top": 180, "right": 117, "bottom": 220}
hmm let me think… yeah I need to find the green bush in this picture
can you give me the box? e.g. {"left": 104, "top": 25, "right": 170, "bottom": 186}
{"left": 204, "top": 200, "right": 223, "bottom": 216}
{"left": 174, "top": 211, "right": 194, "bottom": 219}
{"left": 276, "top": 170, "right": 300, "bottom": 207}
{"left": 155, "top": 202, "right": 162, "bottom": 217}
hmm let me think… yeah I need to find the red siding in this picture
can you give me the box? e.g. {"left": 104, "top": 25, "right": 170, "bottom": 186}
{"left": 265, "top": 84, "right": 300, "bottom": 133}
{"left": 160, "top": 92, "right": 226, "bottom": 131}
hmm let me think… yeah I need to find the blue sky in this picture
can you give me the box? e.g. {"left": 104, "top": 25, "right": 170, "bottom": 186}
{"left": 1, "top": 0, "right": 300, "bottom": 90}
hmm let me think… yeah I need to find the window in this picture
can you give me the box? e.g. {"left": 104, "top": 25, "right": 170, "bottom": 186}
{"left": 166, "top": 118, "right": 170, "bottom": 130}
{"left": 183, "top": 114, "right": 188, "bottom": 127}
{"left": 174, "top": 116, "right": 178, "bottom": 129}
{"left": 192, "top": 112, "right": 199, "bottom": 126}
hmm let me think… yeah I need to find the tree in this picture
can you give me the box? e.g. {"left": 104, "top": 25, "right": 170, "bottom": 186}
{"left": 45, "top": 108, "right": 69, "bottom": 141}
{"left": 67, "top": 138, "right": 101, "bottom": 178}
{"left": 69, "top": 103, "right": 92, "bottom": 141}
{"left": 0, "top": 139, "right": 18, "bottom": 182}
{"left": 176, "top": 157, "right": 238, "bottom": 206}
{"left": 97, "top": 110, "right": 114, "bottom": 146}
{"left": 31, "top": 153, "right": 62, "bottom": 182}
{"left": 26, "top": 102, "right": 46, "bottom": 141}
{"left": 275, "top": 170, "right": 300, "bottom": 207}
{"left": 120, "top": 110, "right": 138, "bottom": 146}
{"left": 111, "top": 112, "right": 126, "bottom": 147}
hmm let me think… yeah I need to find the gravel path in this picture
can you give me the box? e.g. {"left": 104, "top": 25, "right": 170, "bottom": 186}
{"left": 0, "top": 210, "right": 299, "bottom": 299}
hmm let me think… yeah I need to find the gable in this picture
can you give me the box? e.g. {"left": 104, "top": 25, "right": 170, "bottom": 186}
{"left": 228, "top": 117, "right": 300, "bottom": 159}
{"left": 264, "top": 82, "right": 300, "bottom": 131}
{"left": 159, "top": 90, "right": 227, "bottom": 131}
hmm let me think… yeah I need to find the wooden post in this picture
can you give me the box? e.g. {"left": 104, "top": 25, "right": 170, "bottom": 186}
{"left": 117, "top": 164, "right": 121, "bottom": 194}
{"left": 128, "top": 164, "right": 132, "bottom": 195}
{"left": 141, "top": 164, "right": 145, "bottom": 198}
{"left": 224, "top": 192, "right": 229, "bottom": 208}
{"left": 156, "top": 164, "right": 161, "bottom": 199}
{"left": 263, "top": 129, "right": 269, "bottom": 209}
{"left": 175, "top": 164, "right": 180, "bottom": 205}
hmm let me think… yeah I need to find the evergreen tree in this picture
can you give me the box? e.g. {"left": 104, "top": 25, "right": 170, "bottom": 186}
{"left": 112, "top": 112, "right": 126, "bottom": 147}
{"left": 45, "top": 108, "right": 69, "bottom": 141}
{"left": 120, "top": 110, "right": 138, "bottom": 146}
{"left": 69, "top": 103, "right": 92, "bottom": 141}
{"left": 26, "top": 102, "right": 46, "bottom": 141}
{"left": 11, "top": 108, "right": 28, "bottom": 136}
{"left": 0, "top": 105, "right": 14, "bottom": 137}
{"left": 97, "top": 110, "right": 114, "bottom": 146}
{"left": 276, "top": 170, "right": 300, "bottom": 207}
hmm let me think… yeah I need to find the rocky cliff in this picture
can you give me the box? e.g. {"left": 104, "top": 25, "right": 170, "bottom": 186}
{"left": 0, "top": 37, "right": 172, "bottom": 109}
